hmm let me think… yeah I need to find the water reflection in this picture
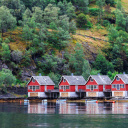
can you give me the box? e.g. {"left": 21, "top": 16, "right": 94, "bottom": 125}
{"left": 27, "top": 102, "right": 128, "bottom": 114}
{"left": 1, "top": 102, "right": 128, "bottom": 114}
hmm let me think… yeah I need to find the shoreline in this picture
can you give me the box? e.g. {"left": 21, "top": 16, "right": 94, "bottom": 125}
{"left": 0, "top": 97, "right": 128, "bottom": 103}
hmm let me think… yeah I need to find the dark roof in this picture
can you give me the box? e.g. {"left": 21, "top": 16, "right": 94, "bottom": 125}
{"left": 62, "top": 76, "right": 86, "bottom": 85}
{"left": 114, "top": 74, "right": 128, "bottom": 84}
{"left": 90, "top": 75, "right": 111, "bottom": 85}
{"left": 31, "top": 76, "right": 55, "bottom": 85}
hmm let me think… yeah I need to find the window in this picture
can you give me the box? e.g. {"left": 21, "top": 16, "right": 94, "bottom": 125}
{"left": 28, "top": 86, "right": 32, "bottom": 89}
{"left": 90, "top": 78, "right": 93, "bottom": 82}
{"left": 60, "top": 86, "right": 63, "bottom": 89}
{"left": 94, "top": 85, "right": 97, "bottom": 89}
{"left": 116, "top": 77, "right": 120, "bottom": 81}
{"left": 86, "top": 85, "right": 90, "bottom": 89}
{"left": 120, "top": 84, "right": 124, "bottom": 88}
{"left": 66, "top": 86, "right": 69, "bottom": 89}
{"left": 33, "top": 86, "right": 36, "bottom": 91}
{"left": 63, "top": 79, "right": 66, "bottom": 82}
{"left": 32, "top": 78, "right": 35, "bottom": 82}
{"left": 112, "top": 85, "right": 116, "bottom": 88}
{"left": 36, "top": 86, "right": 39, "bottom": 89}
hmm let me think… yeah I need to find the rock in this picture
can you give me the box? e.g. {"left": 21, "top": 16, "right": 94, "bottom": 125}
{"left": 21, "top": 68, "right": 36, "bottom": 81}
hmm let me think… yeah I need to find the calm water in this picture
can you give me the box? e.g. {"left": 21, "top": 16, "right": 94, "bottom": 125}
{"left": 0, "top": 102, "right": 128, "bottom": 128}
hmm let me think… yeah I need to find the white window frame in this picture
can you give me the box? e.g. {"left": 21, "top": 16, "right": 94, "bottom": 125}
{"left": 66, "top": 86, "right": 69, "bottom": 89}
{"left": 116, "top": 77, "right": 120, "bottom": 81}
{"left": 120, "top": 84, "right": 124, "bottom": 88}
{"left": 86, "top": 85, "right": 90, "bottom": 89}
{"left": 90, "top": 78, "right": 93, "bottom": 82}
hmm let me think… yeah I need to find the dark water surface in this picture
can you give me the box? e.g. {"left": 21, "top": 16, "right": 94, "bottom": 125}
{"left": 0, "top": 102, "right": 128, "bottom": 128}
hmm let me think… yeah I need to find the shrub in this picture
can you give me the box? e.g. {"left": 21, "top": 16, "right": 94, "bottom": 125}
{"left": 77, "top": 13, "right": 92, "bottom": 29}
{"left": 4, "top": 38, "right": 10, "bottom": 43}
{"left": 102, "top": 20, "right": 110, "bottom": 27}
{"left": 89, "top": 8, "right": 100, "bottom": 16}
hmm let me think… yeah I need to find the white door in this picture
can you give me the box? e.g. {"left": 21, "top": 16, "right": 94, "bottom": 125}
{"left": 45, "top": 85, "right": 47, "bottom": 91}
{"left": 76, "top": 85, "right": 78, "bottom": 91}
{"left": 103, "top": 85, "right": 105, "bottom": 91}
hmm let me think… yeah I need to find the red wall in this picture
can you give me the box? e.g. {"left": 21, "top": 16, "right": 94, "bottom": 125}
{"left": 105, "top": 85, "right": 111, "bottom": 90}
{"left": 47, "top": 85, "right": 54, "bottom": 90}
{"left": 126, "top": 84, "right": 128, "bottom": 91}
{"left": 111, "top": 78, "right": 125, "bottom": 91}
{"left": 28, "top": 80, "right": 40, "bottom": 86}
{"left": 28, "top": 79, "right": 40, "bottom": 92}
{"left": 78, "top": 85, "right": 86, "bottom": 91}
{"left": 86, "top": 79, "right": 98, "bottom": 85}
{"left": 112, "top": 87, "right": 125, "bottom": 91}
{"left": 112, "top": 78, "right": 124, "bottom": 84}
{"left": 99, "top": 85, "right": 103, "bottom": 91}
{"left": 70, "top": 85, "right": 75, "bottom": 92}
{"left": 28, "top": 79, "right": 54, "bottom": 92}
{"left": 59, "top": 79, "right": 69, "bottom": 85}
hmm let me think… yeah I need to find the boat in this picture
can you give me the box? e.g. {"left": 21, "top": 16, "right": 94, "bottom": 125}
{"left": 56, "top": 99, "right": 67, "bottom": 103}
{"left": 85, "top": 100, "right": 97, "bottom": 103}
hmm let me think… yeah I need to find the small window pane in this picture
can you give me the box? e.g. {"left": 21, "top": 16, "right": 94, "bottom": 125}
{"left": 90, "top": 78, "right": 93, "bottom": 81}
{"left": 116, "top": 77, "right": 120, "bottom": 81}
{"left": 32, "top": 78, "right": 35, "bottom": 82}
{"left": 36, "top": 86, "right": 39, "bottom": 89}
{"left": 120, "top": 84, "right": 124, "bottom": 88}
{"left": 86, "top": 85, "right": 90, "bottom": 89}
{"left": 66, "top": 86, "right": 69, "bottom": 89}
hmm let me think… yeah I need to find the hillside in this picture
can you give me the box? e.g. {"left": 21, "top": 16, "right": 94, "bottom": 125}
{"left": 0, "top": 0, "right": 128, "bottom": 87}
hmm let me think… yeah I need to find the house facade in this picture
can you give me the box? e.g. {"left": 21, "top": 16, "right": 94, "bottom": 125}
{"left": 59, "top": 76, "right": 86, "bottom": 98}
{"left": 111, "top": 74, "right": 128, "bottom": 97}
{"left": 85, "top": 75, "right": 111, "bottom": 97}
{"left": 27, "top": 76, "right": 55, "bottom": 98}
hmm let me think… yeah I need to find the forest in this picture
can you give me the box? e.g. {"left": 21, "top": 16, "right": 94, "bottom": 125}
{"left": 0, "top": 0, "right": 127, "bottom": 88}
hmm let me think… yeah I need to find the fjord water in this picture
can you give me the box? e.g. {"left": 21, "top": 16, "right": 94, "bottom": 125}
{"left": 0, "top": 102, "right": 128, "bottom": 128}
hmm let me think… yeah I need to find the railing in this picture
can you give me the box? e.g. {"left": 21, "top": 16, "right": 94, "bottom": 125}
{"left": 45, "top": 89, "right": 59, "bottom": 93}
{"left": 103, "top": 89, "right": 111, "bottom": 92}
{"left": 75, "top": 89, "right": 86, "bottom": 92}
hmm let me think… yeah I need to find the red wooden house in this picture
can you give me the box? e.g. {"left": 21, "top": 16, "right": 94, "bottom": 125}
{"left": 27, "top": 76, "right": 55, "bottom": 98}
{"left": 59, "top": 75, "right": 86, "bottom": 98}
{"left": 85, "top": 75, "right": 111, "bottom": 97}
{"left": 111, "top": 74, "right": 128, "bottom": 97}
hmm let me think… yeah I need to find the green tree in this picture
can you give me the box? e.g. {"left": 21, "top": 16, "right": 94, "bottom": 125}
{"left": 1, "top": 43, "right": 11, "bottom": 62}
{"left": 94, "top": 53, "right": 114, "bottom": 74}
{"left": 76, "top": 13, "right": 88, "bottom": 28}
{"left": 107, "top": 71, "right": 119, "bottom": 80}
{"left": 0, "top": 69, "right": 16, "bottom": 86}
{"left": 69, "top": 43, "right": 84, "bottom": 75}
{"left": 82, "top": 60, "right": 91, "bottom": 80}
{"left": 48, "top": 27, "right": 70, "bottom": 50}
{"left": 96, "top": 0, "right": 105, "bottom": 22}
{"left": 32, "top": 7, "right": 43, "bottom": 23}
{"left": 0, "top": 0, "right": 25, "bottom": 21}
{"left": 116, "top": 10, "right": 126, "bottom": 31}
{"left": 0, "top": 6, "right": 16, "bottom": 36}
{"left": 58, "top": 0, "right": 76, "bottom": 20}
{"left": 43, "top": 4, "right": 60, "bottom": 25}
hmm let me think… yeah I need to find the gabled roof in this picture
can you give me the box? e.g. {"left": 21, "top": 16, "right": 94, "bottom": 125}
{"left": 112, "top": 74, "right": 128, "bottom": 84}
{"left": 89, "top": 75, "right": 111, "bottom": 85}
{"left": 61, "top": 76, "right": 86, "bottom": 85}
{"left": 30, "top": 76, "right": 55, "bottom": 85}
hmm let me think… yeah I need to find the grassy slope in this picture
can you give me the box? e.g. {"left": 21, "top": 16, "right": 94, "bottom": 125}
{"left": 3, "top": 0, "right": 128, "bottom": 63}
